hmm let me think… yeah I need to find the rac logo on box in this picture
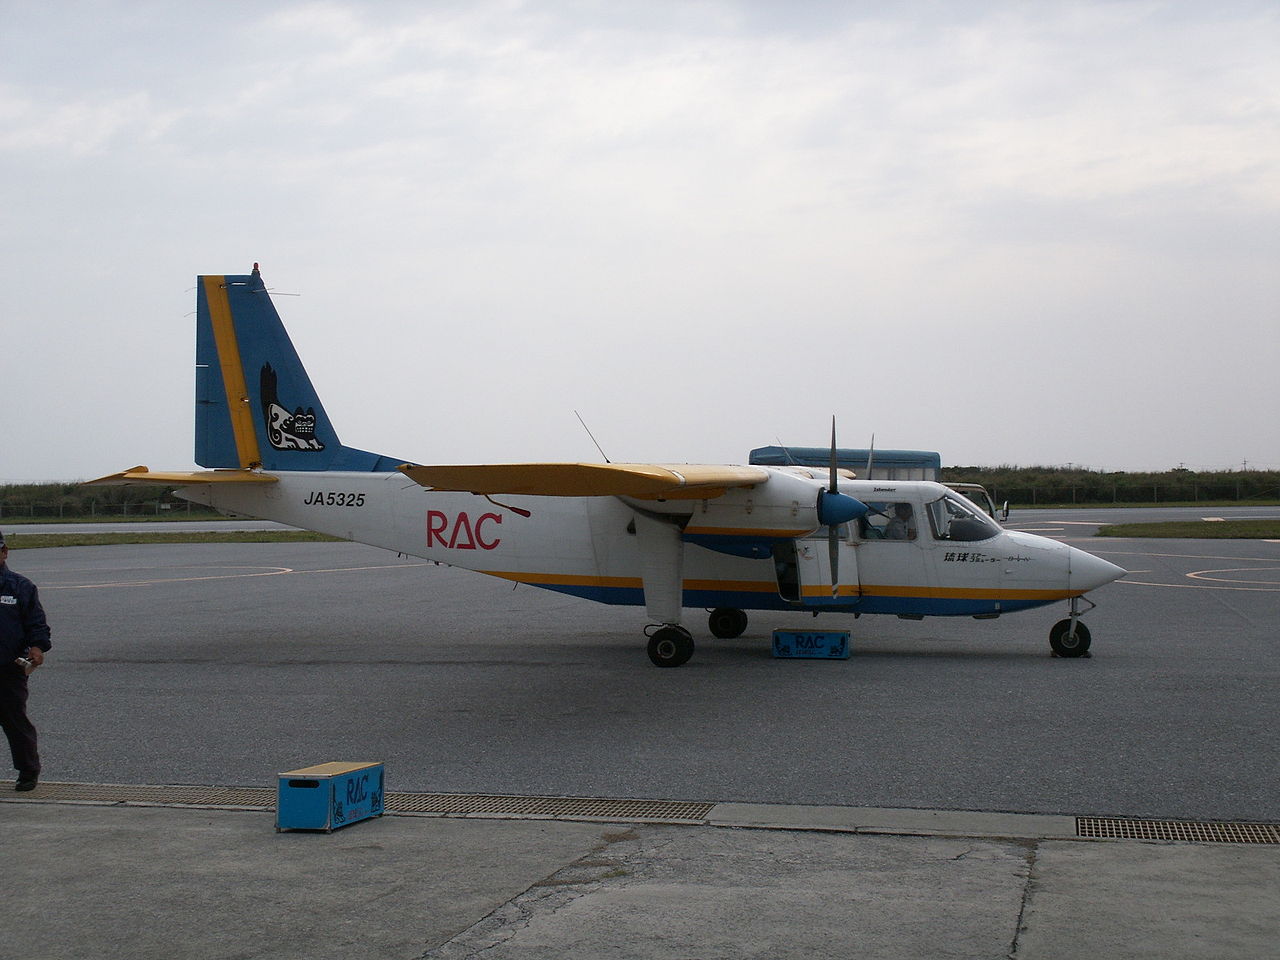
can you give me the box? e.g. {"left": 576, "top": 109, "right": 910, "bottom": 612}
{"left": 427, "top": 510, "right": 503, "bottom": 550}
{"left": 347, "top": 774, "right": 369, "bottom": 804}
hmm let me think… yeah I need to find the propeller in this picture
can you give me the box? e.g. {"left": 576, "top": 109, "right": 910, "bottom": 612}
{"left": 816, "top": 417, "right": 868, "bottom": 598}
{"left": 828, "top": 419, "right": 841, "bottom": 598}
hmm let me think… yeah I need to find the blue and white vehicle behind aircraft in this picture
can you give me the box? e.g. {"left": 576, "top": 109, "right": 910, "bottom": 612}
{"left": 92, "top": 265, "right": 1125, "bottom": 667}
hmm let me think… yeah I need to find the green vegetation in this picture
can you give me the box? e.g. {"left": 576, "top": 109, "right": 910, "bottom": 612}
{"left": 4, "top": 466, "right": 1279, "bottom": 520}
{"left": 1097, "top": 520, "right": 1280, "bottom": 539}
{"left": 940, "top": 465, "right": 1280, "bottom": 508}
{"left": 0, "top": 481, "right": 222, "bottom": 522}
{"left": 6, "top": 531, "right": 343, "bottom": 549}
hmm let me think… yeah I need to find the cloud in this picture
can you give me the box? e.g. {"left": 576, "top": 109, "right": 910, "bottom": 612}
{"left": 1, "top": 1, "right": 1278, "bottom": 478}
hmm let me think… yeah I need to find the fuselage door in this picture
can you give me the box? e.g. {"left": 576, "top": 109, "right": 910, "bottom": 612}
{"left": 775, "top": 527, "right": 860, "bottom": 605}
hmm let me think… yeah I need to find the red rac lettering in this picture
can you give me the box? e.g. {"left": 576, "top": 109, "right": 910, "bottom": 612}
{"left": 426, "top": 510, "right": 502, "bottom": 550}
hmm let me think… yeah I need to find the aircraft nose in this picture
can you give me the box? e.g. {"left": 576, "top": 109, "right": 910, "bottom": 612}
{"left": 1068, "top": 547, "right": 1126, "bottom": 593}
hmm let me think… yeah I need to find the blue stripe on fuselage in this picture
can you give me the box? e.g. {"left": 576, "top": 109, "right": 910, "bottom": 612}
{"left": 522, "top": 581, "right": 1056, "bottom": 617}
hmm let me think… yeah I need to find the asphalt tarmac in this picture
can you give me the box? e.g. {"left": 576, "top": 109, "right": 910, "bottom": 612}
{"left": 3, "top": 508, "right": 1278, "bottom": 958}
{"left": 7, "top": 507, "right": 1279, "bottom": 821}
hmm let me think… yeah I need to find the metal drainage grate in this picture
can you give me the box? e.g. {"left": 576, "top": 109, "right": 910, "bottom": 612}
{"left": 1077, "top": 817, "right": 1280, "bottom": 844}
{"left": 7, "top": 782, "right": 276, "bottom": 807}
{"left": 386, "top": 792, "right": 715, "bottom": 823}
{"left": 4, "top": 782, "right": 713, "bottom": 824}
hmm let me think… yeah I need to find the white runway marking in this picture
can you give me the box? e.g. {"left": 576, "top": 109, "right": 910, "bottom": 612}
{"left": 43, "top": 562, "right": 433, "bottom": 590}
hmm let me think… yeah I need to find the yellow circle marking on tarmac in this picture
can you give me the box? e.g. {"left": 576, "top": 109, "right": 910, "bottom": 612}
{"left": 1185, "top": 568, "right": 1280, "bottom": 587}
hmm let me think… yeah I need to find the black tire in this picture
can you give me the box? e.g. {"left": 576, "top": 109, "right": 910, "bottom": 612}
{"left": 647, "top": 627, "right": 695, "bottom": 667}
{"left": 1049, "top": 619, "right": 1092, "bottom": 658}
{"left": 707, "top": 607, "right": 748, "bottom": 640}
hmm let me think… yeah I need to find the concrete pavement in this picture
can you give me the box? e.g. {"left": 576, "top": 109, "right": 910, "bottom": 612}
{"left": 3, "top": 793, "right": 1277, "bottom": 960}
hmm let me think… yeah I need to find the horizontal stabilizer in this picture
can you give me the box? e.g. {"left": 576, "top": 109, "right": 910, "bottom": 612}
{"left": 85, "top": 466, "right": 278, "bottom": 487}
{"left": 398, "top": 462, "right": 769, "bottom": 500}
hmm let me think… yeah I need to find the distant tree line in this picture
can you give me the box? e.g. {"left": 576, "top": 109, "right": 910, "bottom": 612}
{"left": 0, "top": 482, "right": 221, "bottom": 520}
{"left": 2, "top": 467, "right": 1279, "bottom": 520}
{"left": 940, "top": 466, "right": 1280, "bottom": 506}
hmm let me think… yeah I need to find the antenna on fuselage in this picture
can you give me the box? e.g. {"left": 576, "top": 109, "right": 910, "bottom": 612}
{"left": 574, "top": 410, "right": 612, "bottom": 463}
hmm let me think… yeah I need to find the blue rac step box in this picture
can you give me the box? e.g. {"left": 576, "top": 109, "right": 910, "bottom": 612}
{"left": 771, "top": 630, "right": 851, "bottom": 659}
{"left": 276, "top": 761, "right": 385, "bottom": 832}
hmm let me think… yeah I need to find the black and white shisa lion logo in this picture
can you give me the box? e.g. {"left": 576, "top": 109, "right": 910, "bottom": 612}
{"left": 260, "top": 363, "right": 325, "bottom": 452}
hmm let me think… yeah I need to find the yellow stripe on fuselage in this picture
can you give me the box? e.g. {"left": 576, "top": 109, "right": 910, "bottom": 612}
{"left": 799, "top": 584, "right": 862, "bottom": 599}
{"left": 203, "top": 275, "right": 261, "bottom": 470}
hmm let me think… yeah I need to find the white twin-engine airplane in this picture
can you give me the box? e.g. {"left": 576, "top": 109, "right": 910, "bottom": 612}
{"left": 93, "top": 265, "right": 1125, "bottom": 667}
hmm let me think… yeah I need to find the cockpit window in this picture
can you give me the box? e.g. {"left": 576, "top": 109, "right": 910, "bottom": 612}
{"left": 858, "top": 502, "right": 917, "bottom": 541}
{"left": 927, "top": 494, "right": 1000, "bottom": 542}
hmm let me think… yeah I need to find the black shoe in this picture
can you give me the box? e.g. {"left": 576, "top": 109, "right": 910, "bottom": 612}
{"left": 15, "top": 774, "right": 37, "bottom": 792}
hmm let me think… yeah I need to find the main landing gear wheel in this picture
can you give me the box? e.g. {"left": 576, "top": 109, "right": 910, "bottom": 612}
{"left": 1049, "top": 619, "right": 1092, "bottom": 658}
{"left": 647, "top": 626, "right": 695, "bottom": 668}
{"left": 707, "top": 607, "right": 748, "bottom": 639}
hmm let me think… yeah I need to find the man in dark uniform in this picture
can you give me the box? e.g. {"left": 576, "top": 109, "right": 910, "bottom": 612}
{"left": 0, "top": 531, "right": 51, "bottom": 791}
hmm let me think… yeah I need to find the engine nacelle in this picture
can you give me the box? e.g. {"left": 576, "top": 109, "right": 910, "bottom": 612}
{"left": 679, "top": 469, "right": 862, "bottom": 540}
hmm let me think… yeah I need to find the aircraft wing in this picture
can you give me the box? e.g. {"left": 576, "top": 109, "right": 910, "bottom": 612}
{"left": 398, "top": 462, "right": 769, "bottom": 500}
{"left": 85, "top": 466, "right": 278, "bottom": 486}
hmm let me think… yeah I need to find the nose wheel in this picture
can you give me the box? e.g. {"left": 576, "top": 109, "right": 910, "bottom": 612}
{"left": 1049, "top": 618, "right": 1092, "bottom": 657}
{"left": 1050, "top": 596, "right": 1094, "bottom": 657}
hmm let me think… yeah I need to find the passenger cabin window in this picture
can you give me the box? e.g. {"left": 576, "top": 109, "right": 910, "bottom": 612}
{"left": 927, "top": 494, "right": 1000, "bottom": 542}
{"left": 858, "top": 502, "right": 917, "bottom": 541}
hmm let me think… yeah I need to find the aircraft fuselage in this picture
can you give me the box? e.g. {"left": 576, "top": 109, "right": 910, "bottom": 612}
{"left": 183, "top": 472, "right": 1116, "bottom": 621}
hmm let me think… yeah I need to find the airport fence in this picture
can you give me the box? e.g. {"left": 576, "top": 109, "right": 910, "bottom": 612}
{"left": 986, "top": 480, "right": 1280, "bottom": 507}
{"left": 0, "top": 499, "right": 222, "bottom": 520}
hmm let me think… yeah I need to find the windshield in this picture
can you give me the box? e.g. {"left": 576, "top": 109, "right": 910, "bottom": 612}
{"left": 926, "top": 493, "right": 1000, "bottom": 542}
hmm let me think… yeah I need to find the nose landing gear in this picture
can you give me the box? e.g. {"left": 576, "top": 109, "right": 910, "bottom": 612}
{"left": 1050, "top": 596, "right": 1095, "bottom": 658}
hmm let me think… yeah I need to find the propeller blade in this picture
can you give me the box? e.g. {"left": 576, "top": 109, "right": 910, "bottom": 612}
{"left": 828, "top": 523, "right": 840, "bottom": 598}
{"left": 815, "top": 417, "right": 869, "bottom": 598}
{"left": 829, "top": 417, "right": 839, "bottom": 495}
{"left": 829, "top": 416, "right": 839, "bottom": 596}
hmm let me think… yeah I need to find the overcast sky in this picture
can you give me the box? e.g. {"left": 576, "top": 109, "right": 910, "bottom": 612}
{"left": 3, "top": 0, "right": 1277, "bottom": 482}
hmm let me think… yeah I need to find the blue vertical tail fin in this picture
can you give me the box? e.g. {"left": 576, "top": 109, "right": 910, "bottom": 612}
{"left": 195, "top": 264, "right": 403, "bottom": 472}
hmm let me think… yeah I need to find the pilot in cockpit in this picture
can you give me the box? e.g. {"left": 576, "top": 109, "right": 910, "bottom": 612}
{"left": 883, "top": 502, "right": 917, "bottom": 540}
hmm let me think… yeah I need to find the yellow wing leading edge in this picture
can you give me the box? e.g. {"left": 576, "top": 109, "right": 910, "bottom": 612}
{"left": 85, "top": 466, "right": 278, "bottom": 486}
{"left": 397, "top": 462, "right": 769, "bottom": 500}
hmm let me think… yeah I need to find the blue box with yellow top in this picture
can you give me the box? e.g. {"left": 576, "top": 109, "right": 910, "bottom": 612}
{"left": 276, "top": 761, "right": 385, "bottom": 832}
